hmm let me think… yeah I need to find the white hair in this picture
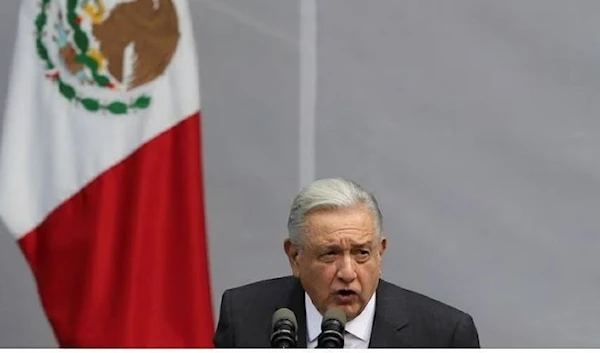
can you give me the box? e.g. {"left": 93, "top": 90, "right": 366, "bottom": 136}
{"left": 287, "top": 178, "right": 383, "bottom": 246}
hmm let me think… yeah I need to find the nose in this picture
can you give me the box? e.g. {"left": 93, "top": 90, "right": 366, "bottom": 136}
{"left": 336, "top": 255, "right": 357, "bottom": 283}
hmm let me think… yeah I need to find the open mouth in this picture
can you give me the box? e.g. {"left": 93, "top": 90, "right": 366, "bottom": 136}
{"left": 335, "top": 289, "right": 357, "bottom": 301}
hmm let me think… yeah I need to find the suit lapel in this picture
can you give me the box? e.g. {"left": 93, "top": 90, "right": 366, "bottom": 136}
{"left": 286, "top": 278, "right": 308, "bottom": 348}
{"left": 368, "top": 280, "right": 410, "bottom": 348}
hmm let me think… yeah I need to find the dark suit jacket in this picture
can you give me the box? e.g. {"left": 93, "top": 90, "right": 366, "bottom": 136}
{"left": 213, "top": 276, "right": 480, "bottom": 348}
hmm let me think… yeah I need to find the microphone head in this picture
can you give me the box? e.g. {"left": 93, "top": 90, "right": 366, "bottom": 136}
{"left": 317, "top": 307, "right": 347, "bottom": 348}
{"left": 271, "top": 308, "right": 298, "bottom": 348}
{"left": 323, "top": 307, "right": 347, "bottom": 325}
{"left": 272, "top": 307, "right": 298, "bottom": 330}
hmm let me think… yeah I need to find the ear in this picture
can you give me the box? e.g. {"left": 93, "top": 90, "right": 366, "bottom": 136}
{"left": 379, "top": 237, "right": 387, "bottom": 258}
{"left": 378, "top": 237, "right": 388, "bottom": 276}
{"left": 284, "top": 238, "right": 302, "bottom": 278}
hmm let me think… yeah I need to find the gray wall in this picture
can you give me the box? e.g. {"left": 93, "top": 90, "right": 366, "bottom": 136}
{"left": 1, "top": 0, "right": 599, "bottom": 348}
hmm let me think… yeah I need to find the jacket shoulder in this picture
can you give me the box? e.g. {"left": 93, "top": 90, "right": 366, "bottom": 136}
{"left": 378, "top": 279, "right": 474, "bottom": 323}
{"left": 380, "top": 280, "right": 468, "bottom": 316}
{"left": 223, "top": 276, "right": 298, "bottom": 298}
{"left": 214, "top": 276, "right": 300, "bottom": 348}
{"left": 220, "top": 276, "right": 299, "bottom": 315}
{"left": 376, "top": 280, "right": 479, "bottom": 347}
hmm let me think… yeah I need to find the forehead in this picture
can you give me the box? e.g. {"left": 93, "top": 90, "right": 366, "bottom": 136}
{"left": 303, "top": 205, "right": 377, "bottom": 243}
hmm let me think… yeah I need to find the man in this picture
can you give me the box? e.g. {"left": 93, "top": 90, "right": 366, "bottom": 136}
{"left": 213, "top": 178, "right": 480, "bottom": 348}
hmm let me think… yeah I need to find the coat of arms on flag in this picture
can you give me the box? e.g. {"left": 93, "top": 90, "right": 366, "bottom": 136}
{"left": 36, "top": 0, "right": 181, "bottom": 115}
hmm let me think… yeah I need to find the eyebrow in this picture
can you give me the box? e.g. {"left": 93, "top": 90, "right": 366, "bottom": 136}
{"left": 318, "top": 241, "right": 373, "bottom": 249}
{"left": 352, "top": 242, "right": 374, "bottom": 249}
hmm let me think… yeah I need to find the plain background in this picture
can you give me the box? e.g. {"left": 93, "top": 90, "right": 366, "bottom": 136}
{"left": 1, "top": 0, "right": 600, "bottom": 348}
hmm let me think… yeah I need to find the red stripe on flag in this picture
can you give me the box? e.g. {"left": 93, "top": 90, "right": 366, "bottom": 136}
{"left": 18, "top": 113, "right": 214, "bottom": 347}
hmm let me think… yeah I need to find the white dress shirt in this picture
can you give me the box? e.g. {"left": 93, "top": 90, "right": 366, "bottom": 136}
{"left": 305, "top": 292, "right": 376, "bottom": 349}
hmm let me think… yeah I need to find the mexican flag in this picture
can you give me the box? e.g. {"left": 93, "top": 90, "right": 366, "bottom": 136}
{"left": 0, "top": 0, "right": 214, "bottom": 347}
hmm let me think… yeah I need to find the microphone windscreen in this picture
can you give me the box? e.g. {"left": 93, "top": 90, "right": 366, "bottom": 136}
{"left": 272, "top": 307, "right": 298, "bottom": 330}
{"left": 323, "top": 307, "right": 347, "bottom": 325}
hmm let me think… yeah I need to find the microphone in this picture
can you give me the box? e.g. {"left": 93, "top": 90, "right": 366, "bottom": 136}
{"left": 270, "top": 308, "right": 298, "bottom": 348}
{"left": 317, "top": 307, "right": 347, "bottom": 348}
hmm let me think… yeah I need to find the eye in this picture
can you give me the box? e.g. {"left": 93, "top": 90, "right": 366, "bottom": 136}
{"left": 354, "top": 249, "right": 370, "bottom": 262}
{"left": 319, "top": 250, "right": 337, "bottom": 262}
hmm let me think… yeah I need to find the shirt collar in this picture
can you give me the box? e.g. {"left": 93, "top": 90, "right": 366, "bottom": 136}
{"left": 305, "top": 292, "right": 377, "bottom": 343}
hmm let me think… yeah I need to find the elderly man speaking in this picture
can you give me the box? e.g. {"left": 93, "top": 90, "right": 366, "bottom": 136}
{"left": 213, "top": 178, "right": 480, "bottom": 348}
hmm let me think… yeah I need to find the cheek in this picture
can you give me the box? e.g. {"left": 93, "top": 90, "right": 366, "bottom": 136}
{"left": 304, "top": 262, "right": 338, "bottom": 284}
{"left": 356, "top": 263, "right": 380, "bottom": 284}
{"left": 314, "top": 262, "right": 338, "bottom": 277}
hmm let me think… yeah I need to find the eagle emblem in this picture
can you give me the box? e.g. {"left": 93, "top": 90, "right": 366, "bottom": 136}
{"left": 35, "top": 0, "right": 181, "bottom": 114}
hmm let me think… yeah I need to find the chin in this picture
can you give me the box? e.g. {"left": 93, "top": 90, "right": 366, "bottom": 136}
{"left": 338, "top": 305, "right": 360, "bottom": 320}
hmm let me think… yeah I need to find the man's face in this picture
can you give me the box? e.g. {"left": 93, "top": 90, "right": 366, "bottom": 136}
{"left": 284, "top": 204, "right": 387, "bottom": 321}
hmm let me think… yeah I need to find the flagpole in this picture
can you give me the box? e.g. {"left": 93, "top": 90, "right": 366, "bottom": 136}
{"left": 299, "top": 0, "right": 317, "bottom": 190}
